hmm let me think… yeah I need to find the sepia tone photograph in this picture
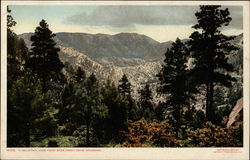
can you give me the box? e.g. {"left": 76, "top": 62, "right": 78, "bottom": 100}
{"left": 1, "top": 1, "right": 249, "bottom": 160}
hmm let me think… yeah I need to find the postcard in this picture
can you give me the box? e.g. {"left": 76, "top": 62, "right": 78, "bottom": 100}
{"left": 1, "top": 1, "right": 249, "bottom": 159}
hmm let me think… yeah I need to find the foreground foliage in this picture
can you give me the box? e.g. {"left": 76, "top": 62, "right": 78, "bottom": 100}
{"left": 185, "top": 122, "right": 242, "bottom": 147}
{"left": 122, "top": 119, "right": 243, "bottom": 147}
{"left": 122, "top": 118, "right": 180, "bottom": 147}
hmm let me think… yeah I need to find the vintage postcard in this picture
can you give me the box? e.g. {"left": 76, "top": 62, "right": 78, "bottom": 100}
{"left": 1, "top": 0, "right": 249, "bottom": 159}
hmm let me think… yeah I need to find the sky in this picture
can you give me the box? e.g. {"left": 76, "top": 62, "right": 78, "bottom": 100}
{"left": 9, "top": 5, "right": 243, "bottom": 42}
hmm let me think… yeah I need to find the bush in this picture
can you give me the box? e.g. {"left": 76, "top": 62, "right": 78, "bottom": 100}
{"left": 122, "top": 118, "right": 179, "bottom": 147}
{"left": 186, "top": 122, "right": 242, "bottom": 147}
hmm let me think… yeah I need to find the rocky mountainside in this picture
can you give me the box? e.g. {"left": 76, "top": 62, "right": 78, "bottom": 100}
{"left": 58, "top": 45, "right": 161, "bottom": 100}
{"left": 18, "top": 32, "right": 243, "bottom": 100}
{"left": 19, "top": 32, "right": 172, "bottom": 67}
{"left": 19, "top": 32, "right": 171, "bottom": 99}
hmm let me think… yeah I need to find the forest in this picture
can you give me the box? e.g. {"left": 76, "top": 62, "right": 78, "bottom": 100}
{"left": 7, "top": 5, "right": 243, "bottom": 147}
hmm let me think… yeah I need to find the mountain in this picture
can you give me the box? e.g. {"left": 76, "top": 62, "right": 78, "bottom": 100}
{"left": 58, "top": 45, "right": 160, "bottom": 94}
{"left": 18, "top": 32, "right": 172, "bottom": 99}
{"left": 18, "top": 32, "right": 243, "bottom": 101}
{"left": 19, "top": 32, "right": 172, "bottom": 67}
{"left": 55, "top": 32, "right": 169, "bottom": 60}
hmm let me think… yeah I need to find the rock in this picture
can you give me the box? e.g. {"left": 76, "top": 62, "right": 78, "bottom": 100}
{"left": 226, "top": 98, "right": 243, "bottom": 128}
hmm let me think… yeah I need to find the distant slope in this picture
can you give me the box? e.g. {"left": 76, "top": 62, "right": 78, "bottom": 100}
{"left": 19, "top": 32, "right": 172, "bottom": 66}
{"left": 18, "top": 32, "right": 243, "bottom": 101}
{"left": 55, "top": 32, "right": 168, "bottom": 60}
{"left": 58, "top": 45, "right": 161, "bottom": 100}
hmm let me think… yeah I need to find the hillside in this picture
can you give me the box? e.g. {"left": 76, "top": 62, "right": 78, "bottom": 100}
{"left": 19, "top": 32, "right": 172, "bottom": 67}
{"left": 19, "top": 32, "right": 243, "bottom": 100}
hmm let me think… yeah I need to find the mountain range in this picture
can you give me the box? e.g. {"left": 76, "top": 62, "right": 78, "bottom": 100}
{"left": 19, "top": 32, "right": 172, "bottom": 67}
{"left": 18, "top": 32, "right": 243, "bottom": 100}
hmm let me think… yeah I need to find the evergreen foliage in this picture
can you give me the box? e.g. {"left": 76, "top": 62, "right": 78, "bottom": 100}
{"left": 76, "top": 74, "right": 108, "bottom": 146}
{"left": 58, "top": 71, "right": 108, "bottom": 146}
{"left": 157, "top": 38, "right": 196, "bottom": 135}
{"left": 74, "top": 67, "right": 86, "bottom": 83}
{"left": 7, "top": 7, "right": 28, "bottom": 87}
{"left": 7, "top": 73, "right": 57, "bottom": 147}
{"left": 188, "top": 5, "right": 239, "bottom": 122}
{"left": 118, "top": 74, "right": 131, "bottom": 97}
{"left": 7, "top": 6, "right": 16, "bottom": 33}
{"left": 118, "top": 74, "right": 138, "bottom": 121}
{"left": 25, "top": 19, "right": 64, "bottom": 92}
{"left": 139, "top": 83, "right": 154, "bottom": 121}
{"left": 101, "top": 80, "right": 127, "bottom": 143}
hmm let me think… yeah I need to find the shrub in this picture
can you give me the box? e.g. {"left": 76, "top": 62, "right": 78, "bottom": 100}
{"left": 186, "top": 122, "right": 241, "bottom": 147}
{"left": 122, "top": 118, "right": 179, "bottom": 147}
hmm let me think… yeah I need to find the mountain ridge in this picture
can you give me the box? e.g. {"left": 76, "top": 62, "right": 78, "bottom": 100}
{"left": 18, "top": 32, "right": 243, "bottom": 101}
{"left": 19, "top": 32, "right": 172, "bottom": 66}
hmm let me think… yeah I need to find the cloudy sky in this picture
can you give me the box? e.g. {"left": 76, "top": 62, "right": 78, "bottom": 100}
{"left": 9, "top": 5, "right": 242, "bottom": 42}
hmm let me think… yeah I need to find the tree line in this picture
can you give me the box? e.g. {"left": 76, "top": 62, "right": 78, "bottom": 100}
{"left": 7, "top": 5, "right": 243, "bottom": 147}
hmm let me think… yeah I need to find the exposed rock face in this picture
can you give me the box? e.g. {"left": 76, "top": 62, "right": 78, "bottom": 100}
{"left": 18, "top": 32, "right": 243, "bottom": 102}
{"left": 19, "top": 32, "right": 169, "bottom": 99}
{"left": 226, "top": 98, "right": 243, "bottom": 128}
{"left": 58, "top": 45, "right": 161, "bottom": 99}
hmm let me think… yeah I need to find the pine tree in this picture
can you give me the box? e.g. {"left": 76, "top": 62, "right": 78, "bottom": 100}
{"left": 157, "top": 38, "right": 191, "bottom": 135}
{"left": 188, "top": 6, "right": 238, "bottom": 122}
{"left": 17, "top": 38, "right": 29, "bottom": 69}
{"left": 74, "top": 67, "right": 86, "bottom": 83}
{"left": 73, "top": 73, "right": 108, "bottom": 146}
{"left": 7, "top": 72, "right": 57, "bottom": 147}
{"left": 7, "top": 7, "right": 27, "bottom": 87}
{"left": 101, "top": 80, "right": 127, "bottom": 142}
{"left": 25, "top": 19, "right": 64, "bottom": 92}
{"left": 58, "top": 68, "right": 86, "bottom": 135}
{"left": 58, "top": 81, "right": 78, "bottom": 134}
{"left": 118, "top": 74, "right": 131, "bottom": 97}
{"left": 7, "top": 6, "right": 16, "bottom": 34}
{"left": 139, "top": 83, "right": 154, "bottom": 121}
{"left": 118, "top": 74, "right": 138, "bottom": 120}
{"left": 140, "top": 84, "right": 153, "bottom": 102}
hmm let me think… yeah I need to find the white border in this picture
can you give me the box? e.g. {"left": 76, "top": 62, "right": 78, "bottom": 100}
{"left": 1, "top": 1, "right": 249, "bottom": 160}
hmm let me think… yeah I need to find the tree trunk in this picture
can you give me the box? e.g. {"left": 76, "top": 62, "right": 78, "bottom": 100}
{"left": 206, "top": 83, "right": 210, "bottom": 121}
{"left": 175, "top": 105, "right": 181, "bottom": 139}
{"left": 209, "top": 82, "right": 214, "bottom": 123}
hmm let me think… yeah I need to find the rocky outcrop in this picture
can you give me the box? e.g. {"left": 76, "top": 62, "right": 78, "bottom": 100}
{"left": 58, "top": 45, "right": 162, "bottom": 100}
{"left": 226, "top": 98, "right": 243, "bottom": 128}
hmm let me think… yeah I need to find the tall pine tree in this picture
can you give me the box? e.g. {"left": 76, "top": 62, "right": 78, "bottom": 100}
{"left": 118, "top": 74, "right": 138, "bottom": 120}
{"left": 101, "top": 80, "right": 127, "bottom": 143}
{"left": 8, "top": 72, "right": 57, "bottom": 147}
{"left": 74, "top": 73, "right": 108, "bottom": 146}
{"left": 7, "top": 7, "right": 28, "bottom": 87}
{"left": 26, "top": 19, "right": 64, "bottom": 92}
{"left": 157, "top": 38, "right": 192, "bottom": 136}
{"left": 139, "top": 83, "right": 154, "bottom": 121}
{"left": 118, "top": 74, "right": 131, "bottom": 97}
{"left": 188, "top": 6, "right": 238, "bottom": 122}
